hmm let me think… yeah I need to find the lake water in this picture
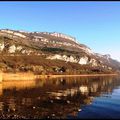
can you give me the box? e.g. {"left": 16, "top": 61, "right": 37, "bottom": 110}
{"left": 0, "top": 76, "right": 120, "bottom": 119}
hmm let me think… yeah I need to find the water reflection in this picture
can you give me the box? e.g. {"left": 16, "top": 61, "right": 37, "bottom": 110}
{"left": 0, "top": 76, "right": 119, "bottom": 118}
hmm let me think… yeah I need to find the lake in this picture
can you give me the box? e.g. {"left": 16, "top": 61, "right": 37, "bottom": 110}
{"left": 0, "top": 76, "right": 120, "bottom": 119}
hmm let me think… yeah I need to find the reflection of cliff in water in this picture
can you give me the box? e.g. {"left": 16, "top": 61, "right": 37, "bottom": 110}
{"left": 0, "top": 76, "right": 120, "bottom": 118}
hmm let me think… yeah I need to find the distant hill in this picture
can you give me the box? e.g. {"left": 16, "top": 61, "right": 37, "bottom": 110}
{"left": 0, "top": 29, "right": 119, "bottom": 74}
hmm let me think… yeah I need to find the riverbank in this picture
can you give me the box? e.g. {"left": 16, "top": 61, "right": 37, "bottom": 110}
{"left": 0, "top": 72, "right": 118, "bottom": 81}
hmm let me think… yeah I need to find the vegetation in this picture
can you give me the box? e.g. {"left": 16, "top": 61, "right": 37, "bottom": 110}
{"left": 0, "top": 55, "right": 114, "bottom": 75}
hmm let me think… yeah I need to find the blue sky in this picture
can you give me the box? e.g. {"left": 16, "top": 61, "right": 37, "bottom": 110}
{"left": 0, "top": 1, "right": 120, "bottom": 61}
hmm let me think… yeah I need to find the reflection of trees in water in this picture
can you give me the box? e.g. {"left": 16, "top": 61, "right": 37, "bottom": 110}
{"left": 0, "top": 76, "right": 119, "bottom": 118}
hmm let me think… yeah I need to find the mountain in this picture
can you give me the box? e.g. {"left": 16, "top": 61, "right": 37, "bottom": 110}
{"left": 0, "top": 29, "right": 119, "bottom": 74}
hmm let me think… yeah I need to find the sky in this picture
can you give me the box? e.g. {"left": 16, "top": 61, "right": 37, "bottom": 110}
{"left": 0, "top": 1, "right": 120, "bottom": 61}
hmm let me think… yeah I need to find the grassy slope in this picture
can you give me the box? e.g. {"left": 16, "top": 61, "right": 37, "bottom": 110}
{"left": 0, "top": 55, "right": 114, "bottom": 75}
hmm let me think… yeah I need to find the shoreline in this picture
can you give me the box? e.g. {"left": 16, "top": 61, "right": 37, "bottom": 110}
{"left": 0, "top": 72, "right": 118, "bottom": 81}
{"left": 45, "top": 73, "right": 118, "bottom": 78}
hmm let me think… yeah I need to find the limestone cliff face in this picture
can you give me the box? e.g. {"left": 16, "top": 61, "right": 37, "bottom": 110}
{"left": 47, "top": 54, "right": 99, "bottom": 66}
{"left": 0, "top": 42, "right": 4, "bottom": 51}
{"left": 78, "top": 56, "right": 88, "bottom": 65}
{"left": 8, "top": 45, "right": 16, "bottom": 53}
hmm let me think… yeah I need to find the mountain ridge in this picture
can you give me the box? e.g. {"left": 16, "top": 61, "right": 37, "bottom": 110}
{"left": 0, "top": 29, "right": 119, "bottom": 74}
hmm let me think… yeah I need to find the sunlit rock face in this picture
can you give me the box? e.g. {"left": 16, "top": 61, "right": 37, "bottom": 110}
{"left": 0, "top": 42, "right": 4, "bottom": 51}
{"left": 16, "top": 46, "right": 22, "bottom": 51}
{"left": 21, "top": 49, "right": 32, "bottom": 55}
{"left": 47, "top": 54, "right": 98, "bottom": 65}
{"left": 48, "top": 54, "right": 62, "bottom": 60}
{"left": 1, "top": 29, "right": 26, "bottom": 38}
{"left": 13, "top": 32, "right": 26, "bottom": 38}
{"left": 47, "top": 54, "right": 101, "bottom": 66}
{"left": 78, "top": 56, "right": 88, "bottom": 65}
{"left": 83, "top": 47, "right": 94, "bottom": 55}
{"left": 62, "top": 55, "right": 78, "bottom": 63}
{"left": 8, "top": 45, "right": 16, "bottom": 53}
{"left": 86, "top": 48, "right": 94, "bottom": 54}
{"left": 89, "top": 59, "right": 98, "bottom": 66}
{"left": 47, "top": 54, "right": 78, "bottom": 63}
